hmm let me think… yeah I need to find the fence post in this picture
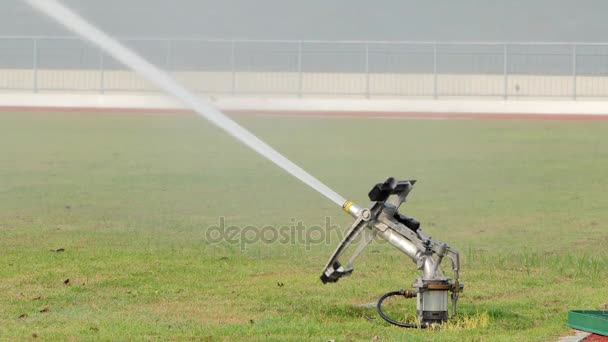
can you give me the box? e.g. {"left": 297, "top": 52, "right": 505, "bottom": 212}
{"left": 365, "top": 42, "right": 370, "bottom": 98}
{"left": 99, "top": 49, "right": 105, "bottom": 94}
{"left": 433, "top": 43, "right": 438, "bottom": 99}
{"left": 572, "top": 44, "right": 577, "bottom": 100}
{"left": 503, "top": 43, "right": 508, "bottom": 100}
{"left": 297, "top": 41, "right": 303, "bottom": 97}
{"left": 231, "top": 40, "right": 236, "bottom": 96}
{"left": 33, "top": 38, "right": 38, "bottom": 93}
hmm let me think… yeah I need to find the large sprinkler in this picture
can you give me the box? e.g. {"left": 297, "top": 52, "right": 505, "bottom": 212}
{"left": 24, "top": 0, "right": 463, "bottom": 328}
{"left": 321, "top": 178, "right": 463, "bottom": 328}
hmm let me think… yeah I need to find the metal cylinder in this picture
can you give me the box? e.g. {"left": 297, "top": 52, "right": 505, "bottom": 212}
{"left": 376, "top": 228, "right": 420, "bottom": 262}
{"left": 417, "top": 289, "right": 449, "bottom": 324}
{"left": 342, "top": 201, "right": 363, "bottom": 219}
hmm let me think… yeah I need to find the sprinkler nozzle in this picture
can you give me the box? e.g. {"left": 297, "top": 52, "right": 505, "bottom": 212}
{"left": 342, "top": 201, "right": 371, "bottom": 221}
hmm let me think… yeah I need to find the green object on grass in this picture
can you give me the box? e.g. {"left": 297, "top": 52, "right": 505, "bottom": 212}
{"left": 567, "top": 310, "right": 608, "bottom": 336}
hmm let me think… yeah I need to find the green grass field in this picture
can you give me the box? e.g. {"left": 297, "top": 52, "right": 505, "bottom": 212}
{"left": 0, "top": 111, "right": 606, "bottom": 341}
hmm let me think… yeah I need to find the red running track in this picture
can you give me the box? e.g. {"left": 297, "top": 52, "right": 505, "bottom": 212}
{"left": 2, "top": 105, "right": 608, "bottom": 120}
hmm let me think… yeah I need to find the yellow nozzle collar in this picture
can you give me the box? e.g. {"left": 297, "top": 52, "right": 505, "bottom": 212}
{"left": 342, "top": 200, "right": 355, "bottom": 214}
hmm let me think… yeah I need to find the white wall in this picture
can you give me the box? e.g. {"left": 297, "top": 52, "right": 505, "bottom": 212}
{"left": 3, "top": 69, "right": 608, "bottom": 99}
{"left": 2, "top": 69, "right": 608, "bottom": 116}
{"left": 2, "top": 93, "right": 608, "bottom": 117}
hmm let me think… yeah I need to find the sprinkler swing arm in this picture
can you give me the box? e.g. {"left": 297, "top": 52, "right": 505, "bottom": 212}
{"left": 321, "top": 177, "right": 463, "bottom": 328}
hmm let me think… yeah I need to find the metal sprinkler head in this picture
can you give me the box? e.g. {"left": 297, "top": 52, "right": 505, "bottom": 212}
{"left": 322, "top": 178, "right": 464, "bottom": 328}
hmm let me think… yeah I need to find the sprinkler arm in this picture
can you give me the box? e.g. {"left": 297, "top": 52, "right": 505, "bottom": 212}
{"left": 322, "top": 178, "right": 424, "bottom": 283}
{"left": 320, "top": 202, "right": 375, "bottom": 283}
{"left": 320, "top": 177, "right": 463, "bottom": 321}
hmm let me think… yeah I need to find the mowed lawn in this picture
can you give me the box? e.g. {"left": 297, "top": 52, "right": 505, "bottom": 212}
{"left": 0, "top": 111, "right": 606, "bottom": 341}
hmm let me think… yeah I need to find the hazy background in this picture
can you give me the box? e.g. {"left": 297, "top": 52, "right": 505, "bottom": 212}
{"left": 2, "top": 0, "right": 608, "bottom": 89}
{"left": 1, "top": 0, "right": 607, "bottom": 42}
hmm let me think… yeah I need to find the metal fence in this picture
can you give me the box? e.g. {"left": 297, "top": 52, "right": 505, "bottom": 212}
{"left": 2, "top": 36, "right": 608, "bottom": 98}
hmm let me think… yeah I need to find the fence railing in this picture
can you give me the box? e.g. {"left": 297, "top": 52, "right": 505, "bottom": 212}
{"left": 2, "top": 36, "right": 608, "bottom": 99}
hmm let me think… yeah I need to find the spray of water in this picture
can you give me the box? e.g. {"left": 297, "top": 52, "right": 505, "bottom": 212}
{"left": 23, "top": 0, "right": 347, "bottom": 207}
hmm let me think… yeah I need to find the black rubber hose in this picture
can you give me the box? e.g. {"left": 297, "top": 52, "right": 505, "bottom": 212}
{"left": 376, "top": 290, "right": 425, "bottom": 329}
